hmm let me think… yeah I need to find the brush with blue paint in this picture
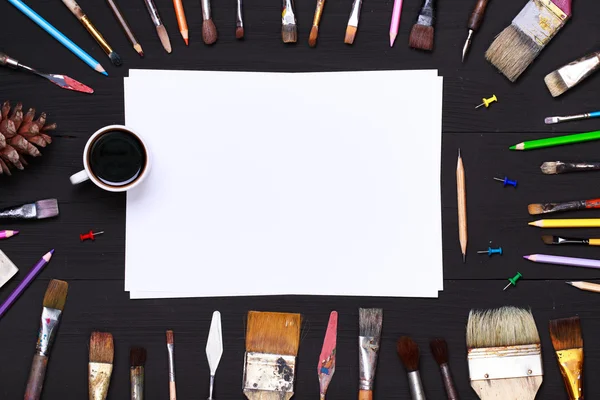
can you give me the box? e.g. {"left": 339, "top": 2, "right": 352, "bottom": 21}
{"left": 485, "top": 0, "right": 572, "bottom": 82}
{"left": 546, "top": 110, "right": 600, "bottom": 124}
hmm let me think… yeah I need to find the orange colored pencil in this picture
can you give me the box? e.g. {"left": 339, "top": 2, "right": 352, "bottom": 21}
{"left": 172, "top": 0, "right": 189, "bottom": 45}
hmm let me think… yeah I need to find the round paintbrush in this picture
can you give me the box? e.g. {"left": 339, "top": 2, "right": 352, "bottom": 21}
{"left": 397, "top": 336, "right": 426, "bottom": 400}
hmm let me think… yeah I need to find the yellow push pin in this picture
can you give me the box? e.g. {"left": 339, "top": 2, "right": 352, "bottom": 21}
{"left": 475, "top": 94, "right": 497, "bottom": 109}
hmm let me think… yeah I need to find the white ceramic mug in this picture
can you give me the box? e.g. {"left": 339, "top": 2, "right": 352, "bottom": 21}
{"left": 70, "top": 125, "right": 150, "bottom": 192}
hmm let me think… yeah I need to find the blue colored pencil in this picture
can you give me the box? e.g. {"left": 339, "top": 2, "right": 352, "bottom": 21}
{"left": 7, "top": 0, "right": 107, "bottom": 76}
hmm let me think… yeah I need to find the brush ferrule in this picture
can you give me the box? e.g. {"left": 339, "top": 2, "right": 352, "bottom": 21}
{"left": 416, "top": 0, "right": 435, "bottom": 26}
{"left": 407, "top": 370, "right": 426, "bottom": 400}
{"left": 201, "top": 0, "right": 211, "bottom": 20}
{"left": 555, "top": 114, "right": 591, "bottom": 123}
{"left": 130, "top": 367, "right": 144, "bottom": 400}
{"left": 512, "top": 0, "right": 568, "bottom": 46}
{"left": 36, "top": 307, "right": 62, "bottom": 356}
{"left": 347, "top": 0, "right": 362, "bottom": 27}
{"left": 555, "top": 348, "right": 583, "bottom": 400}
{"left": 242, "top": 352, "right": 296, "bottom": 394}
{"left": 0, "top": 53, "right": 19, "bottom": 69}
{"left": 89, "top": 362, "right": 113, "bottom": 400}
{"left": 167, "top": 343, "right": 175, "bottom": 382}
{"left": 143, "top": 0, "right": 162, "bottom": 26}
{"left": 358, "top": 336, "right": 380, "bottom": 390}
{"left": 557, "top": 54, "right": 600, "bottom": 90}
{"left": 0, "top": 203, "right": 36, "bottom": 219}
{"left": 557, "top": 236, "right": 589, "bottom": 245}
{"left": 236, "top": 0, "right": 243, "bottom": 28}
{"left": 81, "top": 16, "right": 113, "bottom": 55}
{"left": 468, "top": 344, "right": 543, "bottom": 381}
{"left": 282, "top": 0, "right": 296, "bottom": 25}
{"left": 208, "top": 374, "right": 215, "bottom": 399}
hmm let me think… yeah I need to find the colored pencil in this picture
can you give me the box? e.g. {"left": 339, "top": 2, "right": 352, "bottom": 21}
{"left": 106, "top": 0, "right": 144, "bottom": 57}
{"left": 389, "top": 0, "right": 404, "bottom": 47}
{"left": 172, "top": 0, "right": 189, "bottom": 45}
{"left": 566, "top": 281, "right": 600, "bottom": 293}
{"left": 529, "top": 219, "right": 600, "bottom": 228}
{"left": 7, "top": 0, "right": 106, "bottom": 75}
{"left": 510, "top": 130, "right": 600, "bottom": 151}
{"left": 524, "top": 254, "right": 600, "bottom": 269}
{"left": 457, "top": 149, "right": 467, "bottom": 262}
{"left": 0, "top": 230, "right": 19, "bottom": 239}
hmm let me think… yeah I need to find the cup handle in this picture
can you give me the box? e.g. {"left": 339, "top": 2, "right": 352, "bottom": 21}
{"left": 70, "top": 169, "right": 90, "bottom": 185}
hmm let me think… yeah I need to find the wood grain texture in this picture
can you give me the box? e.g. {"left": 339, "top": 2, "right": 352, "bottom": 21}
{"left": 470, "top": 376, "right": 543, "bottom": 400}
{"left": 0, "top": 0, "right": 600, "bottom": 397}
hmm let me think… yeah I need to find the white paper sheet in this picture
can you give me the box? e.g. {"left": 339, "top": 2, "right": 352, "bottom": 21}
{"left": 124, "top": 70, "right": 443, "bottom": 299}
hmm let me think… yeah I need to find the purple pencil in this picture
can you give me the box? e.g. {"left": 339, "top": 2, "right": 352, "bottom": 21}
{"left": 0, "top": 249, "right": 54, "bottom": 318}
{"left": 524, "top": 254, "right": 600, "bottom": 269}
{"left": 0, "top": 230, "right": 19, "bottom": 239}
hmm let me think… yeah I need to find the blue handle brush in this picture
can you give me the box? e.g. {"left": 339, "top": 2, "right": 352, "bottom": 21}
{"left": 545, "top": 111, "right": 600, "bottom": 125}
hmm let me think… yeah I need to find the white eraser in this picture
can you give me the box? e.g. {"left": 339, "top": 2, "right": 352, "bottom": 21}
{"left": 0, "top": 250, "right": 18, "bottom": 288}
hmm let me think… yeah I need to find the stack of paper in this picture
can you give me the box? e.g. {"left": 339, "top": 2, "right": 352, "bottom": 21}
{"left": 124, "top": 69, "right": 443, "bottom": 299}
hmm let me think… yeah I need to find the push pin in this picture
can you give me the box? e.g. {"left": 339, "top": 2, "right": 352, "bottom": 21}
{"left": 80, "top": 230, "right": 104, "bottom": 242}
{"left": 478, "top": 247, "right": 503, "bottom": 256}
{"left": 475, "top": 94, "right": 497, "bottom": 109}
{"left": 494, "top": 176, "right": 517, "bottom": 187}
{"left": 503, "top": 272, "right": 522, "bottom": 291}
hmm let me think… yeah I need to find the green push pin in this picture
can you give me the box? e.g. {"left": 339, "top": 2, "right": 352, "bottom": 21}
{"left": 503, "top": 272, "right": 522, "bottom": 291}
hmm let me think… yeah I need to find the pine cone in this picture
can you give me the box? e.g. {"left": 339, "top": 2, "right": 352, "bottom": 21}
{"left": 0, "top": 101, "right": 55, "bottom": 176}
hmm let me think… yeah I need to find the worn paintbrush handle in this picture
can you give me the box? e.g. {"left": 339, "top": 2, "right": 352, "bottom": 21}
{"left": 24, "top": 354, "right": 48, "bottom": 400}
{"left": 62, "top": 0, "right": 86, "bottom": 19}
{"left": 468, "top": 0, "right": 489, "bottom": 31}
{"left": 358, "top": 389, "right": 372, "bottom": 400}
{"left": 440, "top": 364, "right": 460, "bottom": 399}
{"left": 556, "top": 162, "right": 600, "bottom": 174}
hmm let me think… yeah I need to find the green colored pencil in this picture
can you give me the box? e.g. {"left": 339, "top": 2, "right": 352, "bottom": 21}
{"left": 510, "top": 130, "right": 600, "bottom": 151}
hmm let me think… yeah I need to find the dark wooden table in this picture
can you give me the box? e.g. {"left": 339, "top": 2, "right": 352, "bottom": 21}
{"left": 1, "top": 0, "right": 599, "bottom": 398}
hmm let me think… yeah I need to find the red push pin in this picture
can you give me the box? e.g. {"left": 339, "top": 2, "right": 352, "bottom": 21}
{"left": 80, "top": 230, "right": 104, "bottom": 242}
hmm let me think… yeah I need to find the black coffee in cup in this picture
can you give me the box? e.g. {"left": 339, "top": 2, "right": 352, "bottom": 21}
{"left": 88, "top": 129, "right": 147, "bottom": 186}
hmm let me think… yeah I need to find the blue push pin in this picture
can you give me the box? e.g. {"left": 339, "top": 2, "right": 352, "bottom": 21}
{"left": 477, "top": 247, "right": 503, "bottom": 256}
{"left": 494, "top": 176, "right": 517, "bottom": 187}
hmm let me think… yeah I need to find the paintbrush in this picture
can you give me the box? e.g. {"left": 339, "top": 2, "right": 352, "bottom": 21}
{"left": 236, "top": 0, "right": 244, "bottom": 39}
{"left": 397, "top": 336, "right": 426, "bottom": 400}
{"left": 309, "top": 0, "right": 325, "bottom": 47}
{"left": 485, "top": 0, "right": 572, "bottom": 82}
{"left": 528, "top": 197, "right": 600, "bottom": 215}
{"left": 206, "top": 311, "right": 223, "bottom": 400}
{"left": 409, "top": 0, "right": 435, "bottom": 51}
{"left": 130, "top": 347, "right": 146, "bottom": 400}
{"left": 61, "top": 0, "right": 122, "bottom": 66}
{"left": 166, "top": 330, "right": 177, "bottom": 400}
{"left": 549, "top": 317, "right": 583, "bottom": 399}
{"left": 467, "top": 306, "right": 543, "bottom": 399}
{"left": 282, "top": 0, "right": 297, "bottom": 43}
{"left": 545, "top": 111, "right": 600, "bottom": 125}
{"left": 545, "top": 51, "right": 600, "bottom": 97}
{"left": 0, "top": 53, "right": 93, "bottom": 93}
{"left": 344, "top": 0, "right": 362, "bottom": 44}
{"left": 359, "top": 308, "right": 383, "bottom": 400}
{"left": 318, "top": 311, "right": 337, "bottom": 400}
{"left": 0, "top": 199, "right": 58, "bottom": 220}
{"left": 106, "top": 0, "right": 144, "bottom": 57}
{"left": 201, "top": 0, "right": 218, "bottom": 44}
{"left": 542, "top": 235, "right": 600, "bottom": 246}
{"left": 89, "top": 332, "right": 114, "bottom": 400}
{"left": 541, "top": 161, "right": 600, "bottom": 175}
{"left": 24, "top": 279, "right": 68, "bottom": 400}
{"left": 243, "top": 311, "right": 301, "bottom": 400}
{"left": 430, "top": 338, "right": 459, "bottom": 400}
{"left": 142, "top": 0, "right": 172, "bottom": 53}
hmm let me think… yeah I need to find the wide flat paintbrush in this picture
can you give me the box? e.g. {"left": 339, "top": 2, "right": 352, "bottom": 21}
{"left": 89, "top": 332, "right": 114, "bottom": 400}
{"left": 318, "top": 311, "right": 337, "bottom": 400}
{"left": 528, "top": 197, "right": 600, "bottom": 215}
{"left": 467, "top": 306, "right": 543, "bottom": 399}
{"left": 430, "top": 338, "right": 459, "bottom": 400}
{"left": 281, "top": 0, "right": 297, "bottom": 43}
{"left": 397, "top": 336, "right": 425, "bottom": 400}
{"left": 0, "top": 53, "right": 92, "bottom": 93}
{"left": 358, "top": 308, "right": 383, "bottom": 400}
{"left": 485, "top": 0, "right": 572, "bottom": 82}
{"left": 409, "top": 0, "right": 435, "bottom": 51}
{"left": 541, "top": 161, "right": 600, "bottom": 175}
{"left": 0, "top": 199, "right": 58, "bottom": 220}
{"left": 545, "top": 51, "right": 600, "bottom": 97}
{"left": 24, "top": 280, "right": 68, "bottom": 400}
{"left": 549, "top": 317, "right": 583, "bottom": 400}
{"left": 542, "top": 235, "right": 600, "bottom": 246}
{"left": 344, "top": 0, "right": 362, "bottom": 44}
{"left": 130, "top": 347, "right": 146, "bottom": 400}
{"left": 243, "top": 311, "right": 301, "bottom": 400}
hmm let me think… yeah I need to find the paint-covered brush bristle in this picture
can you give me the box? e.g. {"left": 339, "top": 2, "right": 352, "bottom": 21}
{"left": 396, "top": 336, "right": 419, "bottom": 372}
{"left": 43, "top": 279, "right": 68, "bottom": 310}
{"left": 359, "top": 308, "right": 383, "bottom": 337}
{"left": 344, "top": 25, "right": 357, "bottom": 45}
{"left": 467, "top": 306, "right": 540, "bottom": 349}
{"left": 309, "top": 26, "right": 318, "bottom": 47}
{"left": 429, "top": 338, "right": 448, "bottom": 366}
{"left": 409, "top": 24, "right": 434, "bottom": 51}
{"left": 485, "top": 26, "right": 539, "bottom": 82}
{"left": 35, "top": 199, "right": 59, "bottom": 219}
{"left": 540, "top": 161, "right": 559, "bottom": 174}
{"left": 203, "top": 19, "right": 218, "bottom": 45}
{"left": 541, "top": 235, "right": 557, "bottom": 245}
{"left": 108, "top": 51, "right": 122, "bottom": 67}
{"left": 527, "top": 204, "right": 544, "bottom": 215}
{"left": 246, "top": 311, "right": 301, "bottom": 356}
{"left": 90, "top": 332, "right": 114, "bottom": 364}
{"left": 282, "top": 24, "right": 297, "bottom": 43}
{"left": 157, "top": 25, "right": 172, "bottom": 53}
{"left": 130, "top": 347, "right": 147, "bottom": 367}
{"left": 236, "top": 27, "right": 244, "bottom": 39}
{"left": 166, "top": 329, "right": 174, "bottom": 344}
{"left": 544, "top": 71, "right": 569, "bottom": 97}
{"left": 549, "top": 316, "right": 583, "bottom": 351}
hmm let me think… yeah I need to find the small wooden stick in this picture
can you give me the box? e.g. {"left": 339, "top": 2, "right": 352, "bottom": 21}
{"left": 457, "top": 149, "right": 467, "bottom": 262}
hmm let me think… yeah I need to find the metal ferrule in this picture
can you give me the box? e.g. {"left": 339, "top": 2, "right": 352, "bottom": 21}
{"left": 80, "top": 16, "right": 113, "bottom": 54}
{"left": 36, "top": 307, "right": 62, "bottom": 357}
{"left": 557, "top": 236, "right": 589, "bottom": 245}
{"left": 358, "top": 336, "right": 380, "bottom": 390}
{"left": 555, "top": 114, "right": 591, "bottom": 123}
{"left": 312, "top": 0, "right": 325, "bottom": 26}
{"left": 201, "top": 0, "right": 212, "bottom": 21}
{"left": 347, "top": 0, "right": 362, "bottom": 27}
{"left": 0, "top": 204, "right": 36, "bottom": 219}
{"left": 512, "top": 0, "right": 568, "bottom": 46}
{"left": 416, "top": 0, "right": 434, "bottom": 26}
{"left": 557, "top": 54, "right": 600, "bottom": 89}
{"left": 407, "top": 370, "right": 426, "bottom": 400}
{"left": 0, "top": 54, "right": 19, "bottom": 69}
{"left": 208, "top": 375, "right": 215, "bottom": 400}
{"left": 167, "top": 344, "right": 175, "bottom": 382}
{"left": 242, "top": 352, "right": 296, "bottom": 393}
{"left": 236, "top": 0, "right": 243, "bottom": 28}
{"left": 130, "top": 367, "right": 144, "bottom": 400}
{"left": 89, "top": 362, "right": 113, "bottom": 400}
{"left": 555, "top": 348, "right": 583, "bottom": 400}
{"left": 468, "top": 344, "right": 543, "bottom": 381}
{"left": 282, "top": 0, "right": 296, "bottom": 25}
{"left": 143, "top": 0, "right": 162, "bottom": 26}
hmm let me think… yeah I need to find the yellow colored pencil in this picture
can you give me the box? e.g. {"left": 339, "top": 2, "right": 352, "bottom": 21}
{"left": 529, "top": 219, "right": 600, "bottom": 228}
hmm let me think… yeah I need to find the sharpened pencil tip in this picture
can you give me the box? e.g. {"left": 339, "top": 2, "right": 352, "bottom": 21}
{"left": 523, "top": 255, "right": 530, "bottom": 260}
{"left": 101, "top": 71, "right": 108, "bottom": 76}
{"left": 565, "top": 281, "right": 573, "bottom": 286}
{"left": 389, "top": 33, "right": 396, "bottom": 47}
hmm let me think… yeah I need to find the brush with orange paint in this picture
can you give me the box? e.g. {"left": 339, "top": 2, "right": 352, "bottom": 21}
{"left": 528, "top": 197, "right": 600, "bottom": 216}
